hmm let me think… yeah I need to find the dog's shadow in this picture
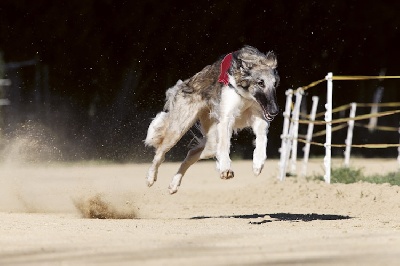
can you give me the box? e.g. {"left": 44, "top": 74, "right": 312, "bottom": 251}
{"left": 190, "top": 213, "right": 352, "bottom": 224}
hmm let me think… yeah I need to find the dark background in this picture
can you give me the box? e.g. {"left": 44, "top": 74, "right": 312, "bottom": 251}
{"left": 0, "top": 0, "right": 399, "bottom": 162}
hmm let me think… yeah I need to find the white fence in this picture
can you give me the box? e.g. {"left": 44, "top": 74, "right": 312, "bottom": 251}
{"left": 278, "top": 73, "right": 400, "bottom": 183}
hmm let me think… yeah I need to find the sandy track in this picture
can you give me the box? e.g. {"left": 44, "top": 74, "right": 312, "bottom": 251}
{"left": 1, "top": 159, "right": 400, "bottom": 265}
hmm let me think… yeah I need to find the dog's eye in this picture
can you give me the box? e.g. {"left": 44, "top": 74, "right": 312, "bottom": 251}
{"left": 257, "top": 80, "right": 265, "bottom": 88}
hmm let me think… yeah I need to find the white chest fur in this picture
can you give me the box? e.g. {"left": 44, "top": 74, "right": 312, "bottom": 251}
{"left": 218, "top": 75, "right": 255, "bottom": 129}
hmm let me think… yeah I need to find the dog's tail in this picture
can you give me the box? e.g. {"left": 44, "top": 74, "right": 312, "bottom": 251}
{"left": 145, "top": 111, "right": 169, "bottom": 148}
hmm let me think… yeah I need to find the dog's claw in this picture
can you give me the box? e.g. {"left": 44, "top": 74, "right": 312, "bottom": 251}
{"left": 220, "top": 170, "right": 234, "bottom": 179}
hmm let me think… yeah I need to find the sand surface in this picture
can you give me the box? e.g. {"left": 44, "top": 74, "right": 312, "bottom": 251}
{"left": 1, "top": 158, "right": 400, "bottom": 265}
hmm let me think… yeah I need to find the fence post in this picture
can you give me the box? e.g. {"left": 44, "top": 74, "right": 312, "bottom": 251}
{"left": 368, "top": 86, "right": 384, "bottom": 132}
{"left": 301, "top": 96, "right": 319, "bottom": 177}
{"left": 278, "top": 89, "right": 293, "bottom": 179}
{"left": 278, "top": 88, "right": 303, "bottom": 180}
{"left": 344, "top": 102, "right": 357, "bottom": 167}
{"left": 289, "top": 89, "right": 303, "bottom": 175}
{"left": 324, "top": 72, "right": 333, "bottom": 183}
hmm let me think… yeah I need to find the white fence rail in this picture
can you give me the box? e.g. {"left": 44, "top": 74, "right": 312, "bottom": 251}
{"left": 278, "top": 73, "right": 400, "bottom": 183}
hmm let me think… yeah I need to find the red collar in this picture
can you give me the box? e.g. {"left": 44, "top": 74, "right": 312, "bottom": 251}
{"left": 218, "top": 53, "right": 233, "bottom": 85}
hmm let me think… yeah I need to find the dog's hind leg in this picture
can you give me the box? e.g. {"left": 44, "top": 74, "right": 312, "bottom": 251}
{"left": 145, "top": 112, "right": 169, "bottom": 186}
{"left": 146, "top": 121, "right": 187, "bottom": 187}
{"left": 168, "top": 114, "right": 216, "bottom": 194}
{"left": 168, "top": 138, "right": 206, "bottom": 194}
{"left": 146, "top": 96, "right": 205, "bottom": 188}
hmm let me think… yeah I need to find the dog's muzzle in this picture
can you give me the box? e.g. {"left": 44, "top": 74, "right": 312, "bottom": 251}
{"left": 254, "top": 92, "right": 279, "bottom": 122}
{"left": 259, "top": 104, "right": 278, "bottom": 122}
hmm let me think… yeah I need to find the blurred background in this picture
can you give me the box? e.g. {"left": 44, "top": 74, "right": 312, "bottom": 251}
{"left": 0, "top": 0, "right": 399, "bottom": 163}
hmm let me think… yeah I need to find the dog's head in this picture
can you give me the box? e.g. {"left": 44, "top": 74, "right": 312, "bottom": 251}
{"left": 231, "top": 46, "right": 279, "bottom": 121}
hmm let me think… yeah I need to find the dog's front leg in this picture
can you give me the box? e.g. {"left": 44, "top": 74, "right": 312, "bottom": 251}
{"left": 252, "top": 116, "right": 269, "bottom": 176}
{"left": 216, "top": 87, "right": 241, "bottom": 179}
{"left": 216, "top": 117, "right": 235, "bottom": 179}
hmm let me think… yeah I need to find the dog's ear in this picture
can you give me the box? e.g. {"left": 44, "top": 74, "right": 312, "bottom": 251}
{"left": 265, "top": 51, "right": 277, "bottom": 69}
{"left": 240, "top": 60, "right": 253, "bottom": 71}
{"left": 236, "top": 50, "right": 257, "bottom": 70}
{"left": 232, "top": 57, "right": 252, "bottom": 76}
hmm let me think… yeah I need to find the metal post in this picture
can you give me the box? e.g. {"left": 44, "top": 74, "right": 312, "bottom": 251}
{"left": 344, "top": 102, "right": 357, "bottom": 167}
{"left": 302, "top": 96, "right": 319, "bottom": 177}
{"left": 324, "top": 72, "right": 333, "bottom": 183}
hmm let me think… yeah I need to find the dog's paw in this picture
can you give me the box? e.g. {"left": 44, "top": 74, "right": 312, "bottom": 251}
{"left": 168, "top": 182, "right": 179, "bottom": 195}
{"left": 253, "top": 164, "right": 264, "bottom": 176}
{"left": 168, "top": 174, "right": 182, "bottom": 194}
{"left": 146, "top": 175, "right": 157, "bottom": 187}
{"left": 146, "top": 169, "right": 158, "bottom": 187}
{"left": 146, "top": 177, "right": 155, "bottom": 187}
{"left": 168, "top": 185, "right": 178, "bottom": 194}
{"left": 220, "top": 170, "right": 234, "bottom": 179}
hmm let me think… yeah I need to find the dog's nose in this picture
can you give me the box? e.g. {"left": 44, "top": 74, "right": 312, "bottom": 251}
{"left": 270, "top": 109, "right": 279, "bottom": 117}
{"left": 269, "top": 102, "right": 279, "bottom": 117}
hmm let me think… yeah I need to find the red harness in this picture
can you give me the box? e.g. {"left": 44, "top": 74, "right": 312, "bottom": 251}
{"left": 218, "top": 53, "right": 233, "bottom": 85}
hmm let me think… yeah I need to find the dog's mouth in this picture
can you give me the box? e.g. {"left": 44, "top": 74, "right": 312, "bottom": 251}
{"left": 260, "top": 105, "right": 276, "bottom": 122}
{"left": 255, "top": 93, "right": 278, "bottom": 122}
{"left": 264, "top": 112, "right": 275, "bottom": 122}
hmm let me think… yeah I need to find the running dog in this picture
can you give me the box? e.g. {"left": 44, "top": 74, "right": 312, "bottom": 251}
{"left": 145, "top": 45, "right": 279, "bottom": 194}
